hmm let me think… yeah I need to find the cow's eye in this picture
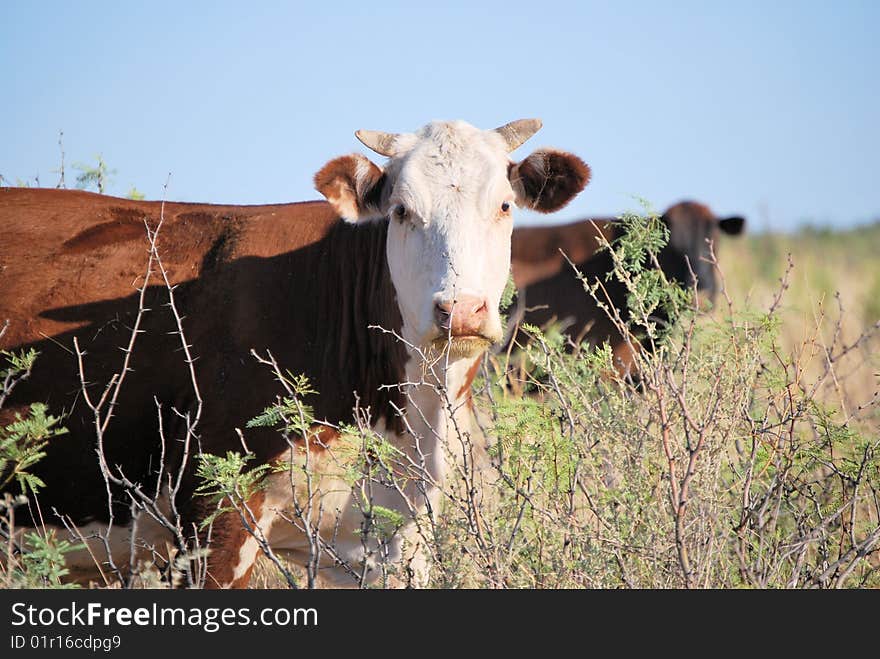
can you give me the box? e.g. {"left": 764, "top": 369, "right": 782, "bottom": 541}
{"left": 501, "top": 201, "right": 511, "bottom": 213}
{"left": 393, "top": 204, "right": 408, "bottom": 220}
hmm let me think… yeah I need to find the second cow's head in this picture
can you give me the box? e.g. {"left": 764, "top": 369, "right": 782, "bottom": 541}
{"left": 660, "top": 200, "right": 746, "bottom": 306}
{"left": 316, "top": 119, "right": 590, "bottom": 360}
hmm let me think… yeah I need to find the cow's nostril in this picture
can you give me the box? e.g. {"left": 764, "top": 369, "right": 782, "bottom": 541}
{"left": 434, "top": 296, "right": 489, "bottom": 335}
{"left": 434, "top": 301, "right": 453, "bottom": 327}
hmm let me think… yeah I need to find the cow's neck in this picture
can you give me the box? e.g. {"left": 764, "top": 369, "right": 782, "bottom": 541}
{"left": 311, "top": 219, "right": 408, "bottom": 433}
{"left": 380, "top": 350, "right": 478, "bottom": 522}
{"left": 312, "top": 217, "right": 480, "bottom": 478}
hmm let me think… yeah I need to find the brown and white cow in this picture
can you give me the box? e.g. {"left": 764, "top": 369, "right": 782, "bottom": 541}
{"left": 509, "top": 201, "right": 745, "bottom": 376}
{"left": 0, "top": 119, "right": 590, "bottom": 587}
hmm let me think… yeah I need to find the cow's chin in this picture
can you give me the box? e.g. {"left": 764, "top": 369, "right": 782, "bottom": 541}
{"left": 430, "top": 335, "right": 493, "bottom": 360}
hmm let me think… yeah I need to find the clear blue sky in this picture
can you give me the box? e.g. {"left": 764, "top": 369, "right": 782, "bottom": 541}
{"left": 2, "top": 1, "right": 878, "bottom": 231}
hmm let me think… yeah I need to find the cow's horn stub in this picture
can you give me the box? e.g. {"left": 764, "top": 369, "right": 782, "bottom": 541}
{"left": 355, "top": 129, "right": 400, "bottom": 157}
{"left": 494, "top": 118, "right": 543, "bottom": 152}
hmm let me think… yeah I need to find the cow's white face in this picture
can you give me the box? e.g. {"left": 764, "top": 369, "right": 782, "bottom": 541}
{"left": 382, "top": 122, "right": 514, "bottom": 355}
{"left": 316, "top": 119, "right": 591, "bottom": 362}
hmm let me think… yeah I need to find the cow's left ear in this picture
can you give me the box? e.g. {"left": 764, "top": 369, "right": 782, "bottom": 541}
{"left": 718, "top": 215, "right": 745, "bottom": 235}
{"left": 509, "top": 149, "right": 591, "bottom": 213}
{"left": 314, "top": 154, "right": 387, "bottom": 222}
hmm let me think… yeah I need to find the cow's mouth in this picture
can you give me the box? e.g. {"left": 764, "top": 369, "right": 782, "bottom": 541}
{"left": 430, "top": 334, "right": 493, "bottom": 359}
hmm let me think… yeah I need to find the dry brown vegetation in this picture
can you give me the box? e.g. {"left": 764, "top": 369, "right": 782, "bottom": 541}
{"left": 250, "top": 218, "right": 880, "bottom": 589}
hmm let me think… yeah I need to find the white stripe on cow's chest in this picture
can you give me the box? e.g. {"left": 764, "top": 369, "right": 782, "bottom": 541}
{"left": 264, "top": 356, "right": 478, "bottom": 586}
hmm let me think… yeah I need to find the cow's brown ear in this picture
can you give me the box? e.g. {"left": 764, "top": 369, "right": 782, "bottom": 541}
{"left": 314, "top": 154, "right": 387, "bottom": 222}
{"left": 509, "top": 149, "right": 591, "bottom": 213}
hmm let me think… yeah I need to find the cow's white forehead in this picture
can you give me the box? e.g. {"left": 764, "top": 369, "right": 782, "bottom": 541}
{"left": 387, "top": 121, "right": 511, "bottom": 214}
{"left": 407, "top": 120, "right": 507, "bottom": 159}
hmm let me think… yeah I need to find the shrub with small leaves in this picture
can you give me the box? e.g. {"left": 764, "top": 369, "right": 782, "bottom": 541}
{"left": 195, "top": 451, "right": 272, "bottom": 528}
{"left": 7, "top": 530, "right": 84, "bottom": 589}
{"left": 0, "top": 403, "right": 68, "bottom": 493}
{"left": 426, "top": 205, "right": 880, "bottom": 589}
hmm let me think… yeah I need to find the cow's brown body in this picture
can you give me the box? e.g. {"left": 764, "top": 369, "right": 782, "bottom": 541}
{"left": 510, "top": 201, "right": 745, "bottom": 374}
{"left": 0, "top": 187, "right": 407, "bottom": 582}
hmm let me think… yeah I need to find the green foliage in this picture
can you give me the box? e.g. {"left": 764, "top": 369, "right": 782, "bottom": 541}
{"left": 563, "top": 206, "right": 691, "bottom": 351}
{"left": 247, "top": 373, "right": 317, "bottom": 438}
{"left": 0, "top": 403, "right": 68, "bottom": 493}
{"left": 73, "top": 155, "right": 115, "bottom": 194}
{"left": 500, "top": 270, "right": 517, "bottom": 313}
{"left": 615, "top": 209, "right": 689, "bottom": 335}
{"left": 195, "top": 451, "right": 272, "bottom": 528}
{"left": 1, "top": 350, "right": 67, "bottom": 494}
{"left": 1, "top": 349, "right": 79, "bottom": 589}
{"left": 126, "top": 186, "right": 145, "bottom": 200}
{"left": 614, "top": 206, "right": 669, "bottom": 273}
{"left": 491, "top": 397, "right": 575, "bottom": 493}
{"left": 10, "top": 530, "right": 83, "bottom": 589}
{"left": 334, "top": 424, "right": 404, "bottom": 487}
{"left": 1, "top": 348, "right": 38, "bottom": 377}
{"left": 359, "top": 504, "right": 405, "bottom": 541}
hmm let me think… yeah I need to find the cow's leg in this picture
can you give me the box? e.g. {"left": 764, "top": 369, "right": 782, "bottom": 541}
{"left": 202, "top": 489, "right": 279, "bottom": 589}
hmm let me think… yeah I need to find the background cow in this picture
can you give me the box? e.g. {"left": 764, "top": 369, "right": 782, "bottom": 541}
{"left": 0, "top": 119, "right": 590, "bottom": 587}
{"left": 509, "top": 201, "right": 745, "bottom": 376}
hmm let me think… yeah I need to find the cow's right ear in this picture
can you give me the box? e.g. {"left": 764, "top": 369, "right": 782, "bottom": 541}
{"left": 509, "top": 149, "right": 591, "bottom": 214}
{"left": 719, "top": 215, "right": 745, "bottom": 235}
{"left": 314, "top": 154, "right": 387, "bottom": 222}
